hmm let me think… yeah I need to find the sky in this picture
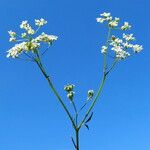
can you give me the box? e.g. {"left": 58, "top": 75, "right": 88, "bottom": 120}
{"left": 0, "top": 0, "right": 150, "bottom": 150}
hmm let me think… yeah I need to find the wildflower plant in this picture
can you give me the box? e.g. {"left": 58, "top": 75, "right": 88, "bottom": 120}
{"left": 6, "top": 12, "right": 143, "bottom": 150}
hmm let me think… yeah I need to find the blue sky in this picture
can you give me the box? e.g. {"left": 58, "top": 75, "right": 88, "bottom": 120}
{"left": 0, "top": 0, "right": 150, "bottom": 150}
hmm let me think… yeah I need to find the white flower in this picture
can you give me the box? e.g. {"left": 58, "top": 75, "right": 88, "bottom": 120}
{"left": 8, "top": 30, "right": 16, "bottom": 37}
{"left": 97, "top": 12, "right": 112, "bottom": 24}
{"left": 114, "top": 17, "right": 120, "bottom": 22}
{"left": 112, "top": 46, "right": 130, "bottom": 59}
{"left": 7, "top": 41, "right": 40, "bottom": 58}
{"left": 123, "top": 33, "right": 135, "bottom": 41}
{"left": 27, "top": 28, "right": 35, "bottom": 35}
{"left": 7, "top": 18, "right": 58, "bottom": 59}
{"left": 132, "top": 44, "right": 143, "bottom": 53}
{"left": 20, "top": 20, "right": 35, "bottom": 35}
{"left": 100, "top": 12, "right": 111, "bottom": 18}
{"left": 121, "top": 22, "right": 131, "bottom": 30}
{"left": 110, "top": 36, "right": 123, "bottom": 47}
{"left": 7, "top": 42, "right": 27, "bottom": 58}
{"left": 35, "top": 18, "right": 47, "bottom": 26}
{"left": 21, "top": 33, "right": 27, "bottom": 38}
{"left": 101, "top": 46, "right": 107, "bottom": 53}
{"left": 20, "top": 21, "right": 28, "bottom": 29}
{"left": 34, "top": 32, "right": 58, "bottom": 43}
{"left": 9, "top": 37, "right": 16, "bottom": 42}
{"left": 96, "top": 18, "right": 105, "bottom": 23}
{"left": 109, "top": 20, "right": 118, "bottom": 27}
{"left": 109, "top": 17, "right": 120, "bottom": 27}
{"left": 122, "top": 42, "right": 133, "bottom": 48}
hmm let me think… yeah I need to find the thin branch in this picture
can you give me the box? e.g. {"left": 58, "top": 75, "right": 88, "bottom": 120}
{"left": 78, "top": 27, "right": 112, "bottom": 129}
{"left": 34, "top": 50, "right": 76, "bottom": 130}
{"left": 16, "top": 57, "right": 34, "bottom": 62}
{"left": 71, "top": 137, "right": 77, "bottom": 149}
{"left": 23, "top": 52, "right": 35, "bottom": 60}
{"left": 41, "top": 45, "right": 50, "bottom": 56}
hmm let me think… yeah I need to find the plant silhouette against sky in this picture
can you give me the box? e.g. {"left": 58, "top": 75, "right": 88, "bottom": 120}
{"left": 6, "top": 12, "right": 143, "bottom": 150}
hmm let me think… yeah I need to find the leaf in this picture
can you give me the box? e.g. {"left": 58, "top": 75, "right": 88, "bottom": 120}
{"left": 71, "top": 137, "right": 77, "bottom": 148}
{"left": 84, "top": 124, "right": 89, "bottom": 130}
{"left": 85, "top": 112, "right": 93, "bottom": 123}
{"left": 80, "top": 103, "right": 87, "bottom": 111}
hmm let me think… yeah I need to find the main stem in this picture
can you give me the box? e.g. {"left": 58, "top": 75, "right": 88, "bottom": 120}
{"left": 76, "top": 129, "right": 79, "bottom": 150}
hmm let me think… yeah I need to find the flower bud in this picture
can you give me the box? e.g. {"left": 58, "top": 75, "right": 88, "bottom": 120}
{"left": 64, "top": 84, "right": 74, "bottom": 92}
{"left": 67, "top": 91, "right": 74, "bottom": 101}
{"left": 21, "top": 33, "right": 27, "bottom": 38}
{"left": 87, "top": 90, "right": 94, "bottom": 100}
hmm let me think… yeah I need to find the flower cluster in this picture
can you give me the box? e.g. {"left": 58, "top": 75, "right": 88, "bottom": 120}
{"left": 8, "top": 30, "right": 16, "bottom": 42}
{"left": 64, "top": 84, "right": 75, "bottom": 101}
{"left": 35, "top": 18, "right": 47, "bottom": 27}
{"left": 34, "top": 32, "right": 58, "bottom": 43}
{"left": 97, "top": 12, "right": 143, "bottom": 60}
{"left": 7, "top": 18, "right": 58, "bottom": 58}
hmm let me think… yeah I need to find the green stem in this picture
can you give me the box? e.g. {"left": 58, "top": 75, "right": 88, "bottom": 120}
{"left": 35, "top": 54, "right": 76, "bottom": 129}
{"left": 78, "top": 27, "right": 112, "bottom": 129}
{"left": 105, "top": 59, "right": 118, "bottom": 76}
{"left": 75, "top": 129, "right": 79, "bottom": 150}
{"left": 78, "top": 74, "right": 106, "bottom": 129}
{"left": 72, "top": 101, "right": 78, "bottom": 126}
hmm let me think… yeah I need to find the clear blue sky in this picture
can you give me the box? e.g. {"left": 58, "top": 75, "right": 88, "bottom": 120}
{"left": 0, "top": 0, "right": 149, "bottom": 150}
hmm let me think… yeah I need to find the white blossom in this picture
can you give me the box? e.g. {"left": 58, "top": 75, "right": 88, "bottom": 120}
{"left": 100, "top": 12, "right": 111, "bottom": 18}
{"left": 101, "top": 46, "right": 107, "bottom": 53}
{"left": 97, "top": 12, "right": 112, "bottom": 24}
{"left": 122, "top": 42, "right": 133, "bottom": 48}
{"left": 123, "top": 33, "right": 135, "bottom": 41}
{"left": 96, "top": 12, "right": 143, "bottom": 60}
{"left": 9, "top": 37, "right": 16, "bottom": 42}
{"left": 21, "top": 33, "right": 27, "bottom": 38}
{"left": 8, "top": 30, "right": 16, "bottom": 37}
{"left": 20, "top": 20, "right": 35, "bottom": 35}
{"left": 121, "top": 22, "right": 131, "bottom": 30}
{"left": 132, "top": 44, "right": 143, "bottom": 53}
{"left": 7, "top": 41, "right": 40, "bottom": 58}
{"left": 110, "top": 36, "right": 123, "bottom": 47}
{"left": 7, "top": 42, "right": 27, "bottom": 58}
{"left": 7, "top": 19, "right": 58, "bottom": 59}
{"left": 112, "top": 46, "right": 130, "bottom": 59}
{"left": 35, "top": 18, "right": 47, "bottom": 26}
{"left": 34, "top": 32, "right": 58, "bottom": 43}
{"left": 96, "top": 18, "right": 105, "bottom": 23}
{"left": 109, "top": 17, "right": 120, "bottom": 27}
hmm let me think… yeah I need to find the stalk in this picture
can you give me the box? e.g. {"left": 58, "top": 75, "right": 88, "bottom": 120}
{"left": 34, "top": 54, "right": 76, "bottom": 130}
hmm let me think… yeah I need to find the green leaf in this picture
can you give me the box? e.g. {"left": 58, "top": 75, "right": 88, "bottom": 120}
{"left": 84, "top": 124, "right": 89, "bottom": 130}
{"left": 85, "top": 112, "right": 93, "bottom": 123}
{"left": 71, "top": 137, "right": 77, "bottom": 148}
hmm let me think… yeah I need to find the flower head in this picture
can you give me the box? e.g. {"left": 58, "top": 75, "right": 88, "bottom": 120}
{"left": 34, "top": 32, "right": 58, "bottom": 43}
{"left": 35, "top": 18, "right": 47, "bottom": 27}
{"left": 7, "top": 19, "right": 58, "bottom": 59}
{"left": 101, "top": 46, "right": 107, "bottom": 54}
{"left": 123, "top": 33, "right": 135, "bottom": 41}
{"left": 20, "top": 20, "right": 35, "bottom": 35}
{"left": 96, "top": 12, "right": 112, "bottom": 24}
{"left": 97, "top": 12, "right": 143, "bottom": 60}
{"left": 8, "top": 30, "right": 16, "bottom": 37}
{"left": 132, "top": 44, "right": 143, "bottom": 53}
{"left": 121, "top": 22, "right": 131, "bottom": 30}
